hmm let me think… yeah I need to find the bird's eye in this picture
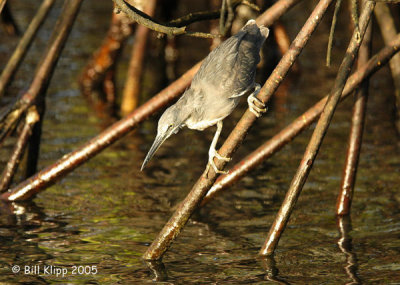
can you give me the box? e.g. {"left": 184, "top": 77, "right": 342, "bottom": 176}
{"left": 169, "top": 124, "right": 173, "bottom": 129}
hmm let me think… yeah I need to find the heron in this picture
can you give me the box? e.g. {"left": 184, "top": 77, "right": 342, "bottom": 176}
{"left": 141, "top": 19, "right": 269, "bottom": 173}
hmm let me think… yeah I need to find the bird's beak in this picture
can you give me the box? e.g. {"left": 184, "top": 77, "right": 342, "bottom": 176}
{"left": 141, "top": 127, "right": 177, "bottom": 170}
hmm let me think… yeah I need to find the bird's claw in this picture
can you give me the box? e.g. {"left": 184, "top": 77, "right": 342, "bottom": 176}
{"left": 247, "top": 93, "right": 267, "bottom": 118}
{"left": 207, "top": 149, "right": 231, "bottom": 174}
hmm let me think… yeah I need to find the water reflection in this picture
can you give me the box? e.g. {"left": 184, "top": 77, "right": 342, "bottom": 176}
{"left": 337, "top": 215, "right": 361, "bottom": 285}
{"left": 0, "top": 200, "right": 70, "bottom": 282}
{"left": 144, "top": 259, "right": 169, "bottom": 282}
{"left": 260, "top": 255, "right": 290, "bottom": 284}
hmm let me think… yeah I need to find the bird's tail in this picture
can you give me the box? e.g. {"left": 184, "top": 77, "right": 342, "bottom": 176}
{"left": 243, "top": 19, "right": 269, "bottom": 39}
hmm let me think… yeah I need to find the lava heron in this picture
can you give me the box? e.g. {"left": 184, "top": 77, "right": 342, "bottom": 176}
{"left": 141, "top": 19, "right": 269, "bottom": 173}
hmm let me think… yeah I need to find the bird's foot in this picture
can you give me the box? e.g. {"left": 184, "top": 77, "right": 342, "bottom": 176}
{"left": 247, "top": 85, "right": 267, "bottom": 117}
{"left": 207, "top": 148, "right": 231, "bottom": 174}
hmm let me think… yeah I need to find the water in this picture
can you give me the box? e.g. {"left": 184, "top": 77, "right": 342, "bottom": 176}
{"left": 0, "top": 1, "right": 399, "bottom": 283}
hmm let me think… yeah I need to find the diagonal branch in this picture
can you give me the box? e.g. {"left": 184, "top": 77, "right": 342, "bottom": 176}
{"left": 203, "top": 34, "right": 400, "bottom": 207}
{"left": 0, "top": 106, "right": 39, "bottom": 192}
{"left": 0, "top": 0, "right": 56, "bottom": 97}
{"left": 259, "top": 0, "right": 375, "bottom": 256}
{"left": 0, "top": 0, "right": 301, "bottom": 202}
{"left": 142, "top": 0, "right": 334, "bottom": 261}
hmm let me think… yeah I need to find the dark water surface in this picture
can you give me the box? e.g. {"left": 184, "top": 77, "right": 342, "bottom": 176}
{"left": 1, "top": 1, "right": 399, "bottom": 283}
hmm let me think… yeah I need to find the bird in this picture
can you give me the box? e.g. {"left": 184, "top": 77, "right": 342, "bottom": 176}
{"left": 141, "top": 19, "right": 269, "bottom": 173}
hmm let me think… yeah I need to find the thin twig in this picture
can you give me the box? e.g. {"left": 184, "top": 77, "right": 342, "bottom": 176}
{"left": 326, "top": 0, "right": 342, "bottom": 67}
{"left": 0, "top": 0, "right": 56, "bottom": 97}
{"left": 219, "top": 0, "right": 235, "bottom": 36}
{"left": 113, "top": 0, "right": 187, "bottom": 36}
{"left": 259, "top": 0, "right": 375, "bottom": 256}
{"left": 169, "top": 10, "right": 220, "bottom": 27}
{"left": 113, "top": 0, "right": 220, "bottom": 38}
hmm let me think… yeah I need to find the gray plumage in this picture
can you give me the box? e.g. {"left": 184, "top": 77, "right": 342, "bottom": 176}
{"left": 141, "top": 20, "right": 269, "bottom": 171}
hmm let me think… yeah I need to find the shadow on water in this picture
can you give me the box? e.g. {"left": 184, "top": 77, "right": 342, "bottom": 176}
{"left": 0, "top": 0, "right": 400, "bottom": 283}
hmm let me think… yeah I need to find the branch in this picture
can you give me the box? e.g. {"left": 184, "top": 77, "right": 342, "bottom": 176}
{"left": 142, "top": 0, "right": 333, "bottom": 261}
{"left": 113, "top": 0, "right": 184, "bottom": 35}
{"left": 0, "top": 0, "right": 56, "bottom": 97}
{"left": 260, "top": 0, "right": 375, "bottom": 256}
{"left": 0, "top": 106, "right": 39, "bottom": 192}
{"left": 113, "top": 0, "right": 221, "bottom": 38}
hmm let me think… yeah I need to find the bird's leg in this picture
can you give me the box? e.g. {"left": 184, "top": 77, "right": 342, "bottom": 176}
{"left": 247, "top": 83, "right": 267, "bottom": 117}
{"left": 206, "top": 121, "right": 231, "bottom": 174}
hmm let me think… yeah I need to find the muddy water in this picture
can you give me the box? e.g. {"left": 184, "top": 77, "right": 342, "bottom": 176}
{"left": 0, "top": 1, "right": 399, "bottom": 283}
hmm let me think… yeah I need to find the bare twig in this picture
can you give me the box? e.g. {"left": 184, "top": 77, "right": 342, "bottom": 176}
{"left": 0, "top": 0, "right": 55, "bottom": 97}
{"left": 326, "top": 0, "right": 342, "bottom": 67}
{"left": 114, "top": 0, "right": 204, "bottom": 37}
{"left": 168, "top": 0, "right": 259, "bottom": 28}
{"left": 259, "top": 1, "right": 375, "bottom": 257}
{"left": 114, "top": 0, "right": 223, "bottom": 38}
{"left": 143, "top": 0, "right": 333, "bottom": 261}
{"left": 219, "top": 0, "right": 235, "bottom": 36}
{"left": 169, "top": 9, "right": 220, "bottom": 27}
{"left": 0, "top": 107, "right": 39, "bottom": 192}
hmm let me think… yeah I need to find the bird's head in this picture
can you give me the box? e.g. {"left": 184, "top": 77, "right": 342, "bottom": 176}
{"left": 141, "top": 105, "right": 184, "bottom": 170}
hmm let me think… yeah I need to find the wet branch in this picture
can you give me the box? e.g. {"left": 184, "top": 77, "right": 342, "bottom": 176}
{"left": 142, "top": 0, "right": 333, "bottom": 261}
{"left": 0, "top": 0, "right": 56, "bottom": 97}
{"left": 336, "top": 5, "right": 372, "bottom": 216}
{"left": 0, "top": 107, "right": 39, "bottom": 192}
{"left": 259, "top": 0, "right": 375, "bottom": 256}
{"left": 0, "top": 0, "right": 83, "bottom": 137}
{"left": 203, "top": 36, "right": 400, "bottom": 206}
{"left": 0, "top": 0, "right": 301, "bottom": 202}
{"left": 1, "top": 62, "right": 202, "bottom": 201}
